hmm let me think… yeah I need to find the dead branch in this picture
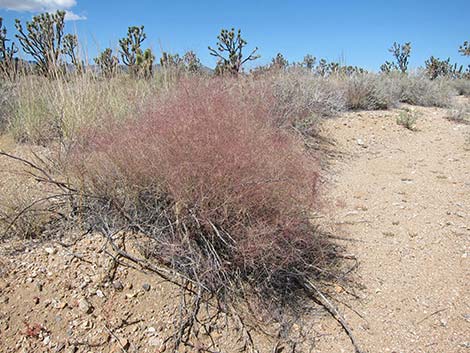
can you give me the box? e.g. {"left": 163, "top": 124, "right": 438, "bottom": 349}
{"left": 305, "top": 279, "right": 365, "bottom": 353}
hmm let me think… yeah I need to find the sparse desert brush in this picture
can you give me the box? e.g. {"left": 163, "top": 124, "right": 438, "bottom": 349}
{"left": 68, "top": 77, "right": 337, "bottom": 318}
{"left": 396, "top": 108, "right": 418, "bottom": 130}
{"left": 266, "top": 68, "right": 346, "bottom": 126}
{"left": 451, "top": 78, "right": 470, "bottom": 96}
{"left": 447, "top": 102, "right": 470, "bottom": 124}
{"left": 344, "top": 73, "right": 398, "bottom": 110}
{"left": 394, "top": 74, "right": 454, "bottom": 107}
{"left": 464, "top": 133, "right": 470, "bottom": 151}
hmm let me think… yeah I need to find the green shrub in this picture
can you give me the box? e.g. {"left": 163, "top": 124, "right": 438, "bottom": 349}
{"left": 397, "top": 108, "right": 418, "bottom": 130}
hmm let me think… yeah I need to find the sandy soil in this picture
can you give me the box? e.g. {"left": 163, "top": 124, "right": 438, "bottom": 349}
{"left": 0, "top": 103, "right": 469, "bottom": 352}
{"left": 313, "top": 104, "right": 470, "bottom": 353}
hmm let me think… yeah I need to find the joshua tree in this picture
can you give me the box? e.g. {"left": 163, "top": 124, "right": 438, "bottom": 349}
{"left": 160, "top": 51, "right": 202, "bottom": 75}
{"left": 160, "top": 52, "right": 182, "bottom": 68}
{"left": 459, "top": 41, "right": 470, "bottom": 78}
{"left": 381, "top": 42, "right": 411, "bottom": 74}
{"left": 15, "top": 11, "right": 66, "bottom": 77}
{"left": 208, "top": 28, "right": 259, "bottom": 75}
{"left": 302, "top": 54, "right": 316, "bottom": 70}
{"left": 424, "top": 56, "right": 463, "bottom": 79}
{"left": 94, "top": 48, "right": 119, "bottom": 78}
{"left": 62, "top": 34, "right": 83, "bottom": 74}
{"left": 390, "top": 42, "right": 411, "bottom": 73}
{"left": 119, "top": 25, "right": 147, "bottom": 77}
{"left": 271, "top": 53, "right": 288, "bottom": 69}
{"left": 459, "top": 41, "right": 470, "bottom": 56}
{"left": 136, "top": 48, "right": 155, "bottom": 79}
{"left": 0, "top": 17, "right": 18, "bottom": 80}
{"left": 316, "top": 58, "right": 329, "bottom": 76}
{"left": 380, "top": 61, "right": 395, "bottom": 74}
{"left": 183, "top": 50, "right": 202, "bottom": 73}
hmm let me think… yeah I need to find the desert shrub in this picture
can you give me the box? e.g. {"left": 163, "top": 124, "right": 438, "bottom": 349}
{"left": 465, "top": 133, "right": 470, "bottom": 151}
{"left": 396, "top": 108, "right": 418, "bottom": 130}
{"left": 266, "top": 68, "right": 346, "bottom": 127}
{"left": 451, "top": 79, "right": 470, "bottom": 96}
{"left": 69, "top": 77, "right": 337, "bottom": 311}
{"left": 344, "top": 73, "right": 398, "bottom": 110}
{"left": 394, "top": 74, "right": 454, "bottom": 107}
{"left": 447, "top": 102, "right": 470, "bottom": 124}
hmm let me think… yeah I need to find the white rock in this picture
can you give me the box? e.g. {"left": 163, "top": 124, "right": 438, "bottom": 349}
{"left": 44, "top": 247, "right": 57, "bottom": 255}
{"left": 148, "top": 336, "right": 163, "bottom": 347}
{"left": 43, "top": 336, "right": 50, "bottom": 345}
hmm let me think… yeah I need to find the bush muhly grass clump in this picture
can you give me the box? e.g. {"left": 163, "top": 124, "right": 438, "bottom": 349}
{"left": 70, "top": 78, "right": 337, "bottom": 301}
{"left": 0, "top": 75, "right": 346, "bottom": 351}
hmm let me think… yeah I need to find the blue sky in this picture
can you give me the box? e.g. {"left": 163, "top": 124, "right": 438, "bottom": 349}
{"left": 0, "top": 0, "right": 469, "bottom": 71}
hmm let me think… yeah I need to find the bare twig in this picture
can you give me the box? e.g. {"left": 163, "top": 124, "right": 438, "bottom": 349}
{"left": 417, "top": 308, "right": 448, "bottom": 325}
{"left": 305, "top": 279, "right": 365, "bottom": 353}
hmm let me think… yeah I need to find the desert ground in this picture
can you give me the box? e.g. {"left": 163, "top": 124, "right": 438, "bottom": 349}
{"left": 0, "top": 101, "right": 468, "bottom": 353}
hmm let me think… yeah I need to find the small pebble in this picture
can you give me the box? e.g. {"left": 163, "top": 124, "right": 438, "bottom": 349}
{"left": 78, "top": 298, "right": 93, "bottom": 314}
{"left": 113, "top": 281, "right": 124, "bottom": 291}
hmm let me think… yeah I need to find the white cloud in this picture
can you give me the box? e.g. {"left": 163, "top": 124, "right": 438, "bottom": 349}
{"left": 0, "top": 0, "right": 75, "bottom": 11}
{"left": 64, "top": 10, "right": 86, "bottom": 21}
{"left": 0, "top": 0, "right": 86, "bottom": 21}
